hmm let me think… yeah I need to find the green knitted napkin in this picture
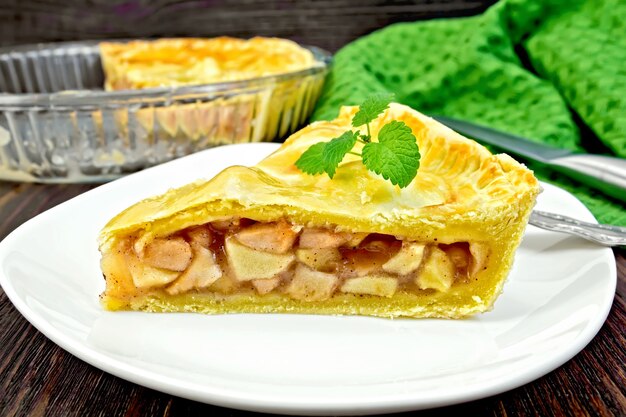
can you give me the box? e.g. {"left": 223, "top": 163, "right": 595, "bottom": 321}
{"left": 312, "top": 0, "right": 626, "bottom": 226}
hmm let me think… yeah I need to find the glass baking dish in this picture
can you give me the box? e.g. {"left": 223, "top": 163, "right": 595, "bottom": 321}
{"left": 0, "top": 41, "right": 331, "bottom": 183}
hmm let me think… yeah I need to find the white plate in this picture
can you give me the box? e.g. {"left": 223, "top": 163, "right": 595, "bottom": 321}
{"left": 0, "top": 143, "right": 616, "bottom": 415}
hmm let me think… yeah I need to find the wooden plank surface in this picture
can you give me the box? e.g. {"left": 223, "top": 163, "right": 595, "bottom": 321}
{"left": 0, "top": 181, "right": 624, "bottom": 416}
{"left": 0, "top": 0, "right": 495, "bottom": 52}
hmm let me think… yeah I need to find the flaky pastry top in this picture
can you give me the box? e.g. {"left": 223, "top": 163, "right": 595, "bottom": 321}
{"left": 100, "top": 104, "right": 540, "bottom": 247}
{"left": 100, "top": 37, "right": 317, "bottom": 90}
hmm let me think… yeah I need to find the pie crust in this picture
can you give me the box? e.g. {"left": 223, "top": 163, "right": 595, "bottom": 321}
{"left": 100, "top": 37, "right": 316, "bottom": 90}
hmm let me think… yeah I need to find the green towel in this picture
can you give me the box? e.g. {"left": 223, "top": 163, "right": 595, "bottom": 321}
{"left": 312, "top": 0, "right": 626, "bottom": 226}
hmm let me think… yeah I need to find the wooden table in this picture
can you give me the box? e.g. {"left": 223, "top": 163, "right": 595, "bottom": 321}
{"left": 1, "top": 1, "right": 625, "bottom": 415}
{"left": 0, "top": 182, "right": 624, "bottom": 416}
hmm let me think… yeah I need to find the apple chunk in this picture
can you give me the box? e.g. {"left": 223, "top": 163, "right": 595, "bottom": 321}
{"left": 141, "top": 237, "right": 192, "bottom": 271}
{"left": 469, "top": 242, "right": 490, "bottom": 276}
{"left": 166, "top": 244, "right": 222, "bottom": 295}
{"left": 225, "top": 237, "right": 295, "bottom": 281}
{"left": 341, "top": 248, "right": 389, "bottom": 277}
{"left": 299, "top": 228, "right": 350, "bottom": 249}
{"left": 416, "top": 247, "right": 455, "bottom": 292}
{"left": 345, "top": 233, "right": 369, "bottom": 248}
{"left": 296, "top": 248, "right": 341, "bottom": 271}
{"left": 252, "top": 277, "right": 281, "bottom": 295}
{"left": 444, "top": 243, "right": 470, "bottom": 270}
{"left": 382, "top": 242, "right": 425, "bottom": 275}
{"left": 340, "top": 275, "right": 398, "bottom": 297}
{"left": 287, "top": 264, "right": 338, "bottom": 301}
{"left": 100, "top": 246, "right": 135, "bottom": 295}
{"left": 209, "top": 273, "right": 239, "bottom": 294}
{"left": 186, "top": 226, "right": 212, "bottom": 249}
{"left": 125, "top": 251, "right": 180, "bottom": 289}
{"left": 235, "top": 221, "right": 298, "bottom": 254}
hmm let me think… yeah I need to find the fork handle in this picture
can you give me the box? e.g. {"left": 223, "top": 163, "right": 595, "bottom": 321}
{"left": 529, "top": 210, "right": 626, "bottom": 247}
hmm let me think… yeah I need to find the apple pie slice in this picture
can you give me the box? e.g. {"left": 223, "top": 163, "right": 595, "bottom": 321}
{"left": 98, "top": 103, "right": 540, "bottom": 318}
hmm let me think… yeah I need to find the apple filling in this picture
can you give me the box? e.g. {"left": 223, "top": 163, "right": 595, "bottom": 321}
{"left": 105, "top": 219, "right": 490, "bottom": 301}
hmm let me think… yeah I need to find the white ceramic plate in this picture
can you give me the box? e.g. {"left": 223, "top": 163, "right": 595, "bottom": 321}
{"left": 0, "top": 143, "right": 616, "bottom": 415}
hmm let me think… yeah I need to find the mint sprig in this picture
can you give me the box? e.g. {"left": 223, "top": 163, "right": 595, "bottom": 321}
{"left": 294, "top": 94, "right": 421, "bottom": 188}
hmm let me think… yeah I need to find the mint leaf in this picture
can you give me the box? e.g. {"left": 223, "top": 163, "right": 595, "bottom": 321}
{"left": 351, "top": 93, "right": 394, "bottom": 127}
{"left": 322, "top": 131, "right": 358, "bottom": 178}
{"left": 294, "top": 131, "right": 358, "bottom": 177}
{"left": 361, "top": 120, "right": 420, "bottom": 188}
{"left": 295, "top": 142, "right": 327, "bottom": 175}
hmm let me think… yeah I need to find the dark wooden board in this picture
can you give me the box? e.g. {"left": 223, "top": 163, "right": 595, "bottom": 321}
{"left": 1, "top": 1, "right": 625, "bottom": 416}
{"left": 1, "top": 0, "right": 496, "bottom": 53}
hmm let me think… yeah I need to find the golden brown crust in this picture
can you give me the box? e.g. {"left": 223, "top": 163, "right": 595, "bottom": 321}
{"left": 99, "top": 104, "right": 541, "bottom": 318}
{"left": 100, "top": 103, "right": 539, "bottom": 245}
{"left": 99, "top": 37, "right": 317, "bottom": 90}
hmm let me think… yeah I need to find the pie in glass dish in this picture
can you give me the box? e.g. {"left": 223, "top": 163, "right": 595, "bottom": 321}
{"left": 97, "top": 37, "right": 326, "bottom": 145}
{"left": 98, "top": 103, "right": 540, "bottom": 318}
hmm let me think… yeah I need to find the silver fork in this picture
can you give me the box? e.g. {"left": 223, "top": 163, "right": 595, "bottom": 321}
{"left": 529, "top": 210, "right": 626, "bottom": 247}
